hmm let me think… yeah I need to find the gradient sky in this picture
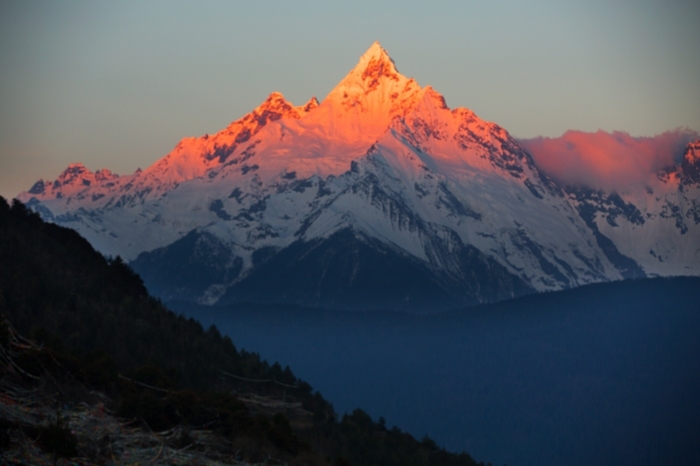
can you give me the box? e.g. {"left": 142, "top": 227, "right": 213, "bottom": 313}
{"left": 1, "top": 0, "right": 699, "bottom": 199}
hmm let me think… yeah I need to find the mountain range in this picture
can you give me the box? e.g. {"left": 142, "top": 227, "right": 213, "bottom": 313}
{"left": 18, "top": 42, "right": 700, "bottom": 311}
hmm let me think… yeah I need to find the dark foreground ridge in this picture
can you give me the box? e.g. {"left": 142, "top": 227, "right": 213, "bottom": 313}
{"left": 0, "top": 196, "right": 488, "bottom": 465}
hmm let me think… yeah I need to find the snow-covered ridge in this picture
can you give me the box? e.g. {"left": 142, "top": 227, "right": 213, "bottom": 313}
{"left": 16, "top": 42, "right": 700, "bottom": 309}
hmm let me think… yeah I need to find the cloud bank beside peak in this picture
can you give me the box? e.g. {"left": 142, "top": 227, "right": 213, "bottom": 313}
{"left": 519, "top": 129, "right": 699, "bottom": 192}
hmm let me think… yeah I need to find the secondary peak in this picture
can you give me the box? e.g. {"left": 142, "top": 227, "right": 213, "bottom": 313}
{"left": 58, "top": 163, "right": 91, "bottom": 181}
{"left": 258, "top": 92, "right": 293, "bottom": 111}
{"left": 246, "top": 92, "right": 306, "bottom": 124}
{"left": 301, "top": 96, "right": 320, "bottom": 113}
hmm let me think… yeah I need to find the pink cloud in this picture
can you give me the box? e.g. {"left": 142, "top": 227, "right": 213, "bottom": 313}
{"left": 519, "top": 129, "right": 699, "bottom": 192}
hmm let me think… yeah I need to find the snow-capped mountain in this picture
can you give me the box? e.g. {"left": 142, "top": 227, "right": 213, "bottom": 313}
{"left": 17, "top": 42, "right": 700, "bottom": 311}
{"left": 564, "top": 140, "right": 700, "bottom": 278}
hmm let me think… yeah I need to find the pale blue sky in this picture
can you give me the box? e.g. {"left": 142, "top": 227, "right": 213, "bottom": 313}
{"left": 1, "top": 0, "right": 699, "bottom": 198}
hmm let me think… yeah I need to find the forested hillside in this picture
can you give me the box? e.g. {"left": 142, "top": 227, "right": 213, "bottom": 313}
{"left": 0, "top": 196, "right": 487, "bottom": 465}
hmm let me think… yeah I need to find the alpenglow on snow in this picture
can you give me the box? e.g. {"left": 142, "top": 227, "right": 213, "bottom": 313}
{"left": 19, "top": 42, "right": 700, "bottom": 311}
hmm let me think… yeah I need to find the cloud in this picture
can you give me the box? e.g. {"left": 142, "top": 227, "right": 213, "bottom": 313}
{"left": 519, "top": 129, "right": 699, "bottom": 192}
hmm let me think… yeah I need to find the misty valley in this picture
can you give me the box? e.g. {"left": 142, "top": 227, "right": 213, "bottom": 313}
{"left": 173, "top": 278, "right": 700, "bottom": 466}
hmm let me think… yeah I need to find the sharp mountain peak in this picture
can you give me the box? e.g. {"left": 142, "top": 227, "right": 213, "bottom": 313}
{"left": 17, "top": 42, "right": 700, "bottom": 302}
